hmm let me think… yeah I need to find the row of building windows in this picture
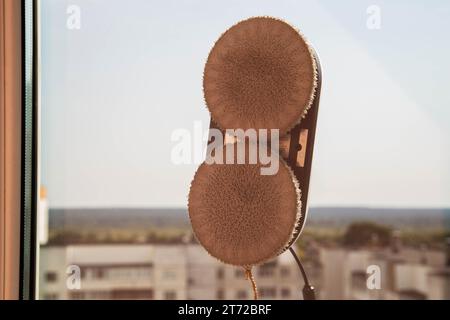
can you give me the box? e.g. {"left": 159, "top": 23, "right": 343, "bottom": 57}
{"left": 217, "top": 266, "right": 291, "bottom": 280}
{"left": 69, "top": 289, "right": 156, "bottom": 300}
{"left": 46, "top": 264, "right": 292, "bottom": 284}
{"left": 45, "top": 265, "right": 155, "bottom": 283}
{"left": 45, "top": 287, "right": 291, "bottom": 300}
{"left": 66, "top": 289, "right": 177, "bottom": 300}
{"left": 216, "top": 287, "right": 292, "bottom": 299}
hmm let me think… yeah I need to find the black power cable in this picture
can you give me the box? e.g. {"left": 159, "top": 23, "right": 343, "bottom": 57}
{"left": 289, "top": 247, "right": 316, "bottom": 300}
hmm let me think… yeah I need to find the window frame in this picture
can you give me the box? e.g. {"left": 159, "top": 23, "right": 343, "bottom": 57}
{"left": 19, "top": 0, "right": 39, "bottom": 300}
{"left": 0, "top": 0, "right": 24, "bottom": 300}
{"left": 0, "top": 0, "right": 38, "bottom": 300}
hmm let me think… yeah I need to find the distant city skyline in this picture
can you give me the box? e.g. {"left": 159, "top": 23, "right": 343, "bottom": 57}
{"left": 40, "top": 0, "right": 450, "bottom": 208}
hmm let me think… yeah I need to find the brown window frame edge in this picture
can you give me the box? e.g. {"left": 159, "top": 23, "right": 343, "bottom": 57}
{"left": 0, "top": 0, "right": 37, "bottom": 300}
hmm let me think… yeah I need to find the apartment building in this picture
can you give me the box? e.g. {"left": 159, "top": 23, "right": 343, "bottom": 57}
{"left": 39, "top": 244, "right": 304, "bottom": 300}
{"left": 39, "top": 245, "right": 187, "bottom": 300}
{"left": 39, "top": 241, "right": 450, "bottom": 300}
{"left": 320, "top": 246, "right": 450, "bottom": 300}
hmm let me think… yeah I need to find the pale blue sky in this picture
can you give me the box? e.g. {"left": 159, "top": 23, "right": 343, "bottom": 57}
{"left": 40, "top": 0, "right": 450, "bottom": 208}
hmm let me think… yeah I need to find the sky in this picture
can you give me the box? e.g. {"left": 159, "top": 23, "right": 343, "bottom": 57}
{"left": 40, "top": 0, "right": 450, "bottom": 208}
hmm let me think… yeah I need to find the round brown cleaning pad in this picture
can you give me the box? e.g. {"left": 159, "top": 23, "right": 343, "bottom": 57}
{"left": 203, "top": 17, "right": 317, "bottom": 136}
{"left": 188, "top": 144, "right": 301, "bottom": 266}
